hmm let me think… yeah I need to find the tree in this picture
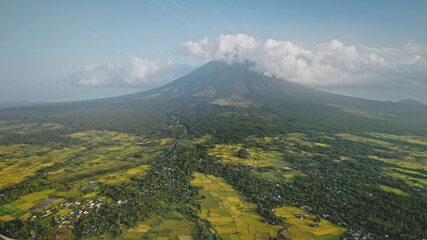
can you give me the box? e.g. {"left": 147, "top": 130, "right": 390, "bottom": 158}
{"left": 237, "top": 148, "right": 249, "bottom": 158}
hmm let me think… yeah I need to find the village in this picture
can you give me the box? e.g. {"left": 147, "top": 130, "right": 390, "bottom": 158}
{"left": 18, "top": 198, "right": 110, "bottom": 239}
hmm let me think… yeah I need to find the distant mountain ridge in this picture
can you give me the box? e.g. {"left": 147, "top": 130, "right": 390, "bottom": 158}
{"left": 397, "top": 99, "right": 425, "bottom": 106}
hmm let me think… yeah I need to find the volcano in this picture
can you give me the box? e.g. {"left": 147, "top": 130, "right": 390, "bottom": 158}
{"left": 115, "top": 60, "right": 426, "bottom": 117}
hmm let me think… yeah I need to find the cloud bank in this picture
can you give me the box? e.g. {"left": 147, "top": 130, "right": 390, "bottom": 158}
{"left": 178, "top": 34, "right": 427, "bottom": 87}
{"left": 70, "top": 57, "right": 193, "bottom": 88}
{"left": 72, "top": 34, "right": 427, "bottom": 93}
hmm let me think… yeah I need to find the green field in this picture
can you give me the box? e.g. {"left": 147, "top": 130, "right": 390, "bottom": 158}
{"left": 0, "top": 189, "right": 55, "bottom": 219}
{"left": 379, "top": 185, "right": 409, "bottom": 196}
{"left": 192, "top": 172, "right": 283, "bottom": 240}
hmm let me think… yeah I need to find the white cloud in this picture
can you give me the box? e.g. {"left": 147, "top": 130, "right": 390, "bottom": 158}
{"left": 178, "top": 34, "right": 427, "bottom": 87}
{"left": 71, "top": 57, "right": 193, "bottom": 88}
{"left": 73, "top": 34, "right": 427, "bottom": 91}
{"left": 123, "top": 57, "right": 173, "bottom": 85}
{"left": 77, "top": 64, "right": 120, "bottom": 87}
{"left": 178, "top": 33, "right": 260, "bottom": 62}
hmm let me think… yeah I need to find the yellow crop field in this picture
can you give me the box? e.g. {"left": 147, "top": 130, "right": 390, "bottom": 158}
{"left": 0, "top": 129, "right": 166, "bottom": 192}
{"left": 121, "top": 211, "right": 196, "bottom": 239}
{"left": 208, "top": 144, "right": 285, "bottom": 168}
{"left": 283, "top": 171, "right": 305, "bottom": 180}
{"left": 384, "top": 170, "right": 427, "bottom": 187}
{"left": 0, "top": 145, "right": 67, "bottom": 189}
{"left": 16, "top": 202, "right": 34, "bottom": 211}
{"left": 98, "top": 165, "right": 150, "bottom": 184}
{"left": 20, "top": 189, "right": 55, "bottom": 202}
{"left": 274, "top": 206, "right": 345, "bottom": 239}
{"left": 126, "top": 224, "right": 150, "bottom": 233}
{"left": 192, "top": 172, "right": 283, "bottom": 240}
{"left": 336, "top": 133, "right": 397, "bottom": 150}
{"left": 370, "top": 156, "right": 425, "bottom": 170}
{"left": 0, "top": 215, "right": 15, "bottom": 221}
{"left": 83, "top": 192, "right": 98, "bottom": 198}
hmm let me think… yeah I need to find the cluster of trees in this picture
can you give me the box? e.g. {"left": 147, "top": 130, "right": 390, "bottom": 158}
{"left": 0, "top": 211, "right": 57, "bottom": 238}
{"left": 0, "top": 174, "right": 61, "bottom": 203}
{"left": 237, "top": 148, "right": 249, "bottom": 158}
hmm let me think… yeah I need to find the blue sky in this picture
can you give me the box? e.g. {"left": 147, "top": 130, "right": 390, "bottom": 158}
{"left": 1, "top": 0, "right": 427, "bottom": 102}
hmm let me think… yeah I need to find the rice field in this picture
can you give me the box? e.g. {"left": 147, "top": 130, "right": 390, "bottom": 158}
{"left": 120, "top": 211, "right": 197, "bottom": 240}
{"left": 367, "top": 133, "right": 427, "bottom": 147}
{"left": 0, "top": 130, "right": 166, "bottom": 191}
{"left": 335, "top": 133, "right": 397, "bottom": 150}
{"left": 208, "top": 144, "right": 288, "bottom": 168}
{"left": 0, "top": 144, "right": 67, "bottom": 190}
{"left": 274, "top": 206, "right": 346, "bottom": 240}
{"left": 0, "top": 189, "right": 55, "bottom": 219}
{"left": 379, "top": 185, "right": 409, "bottom": 196}
{"left": 191, "top": 172, "right": 283, "bottom": 240}
{"left": 383, "top": 169, "right": 427, "bottom": 188}
{"left": 97, "top": 165, "right": 151, "bottom": 184}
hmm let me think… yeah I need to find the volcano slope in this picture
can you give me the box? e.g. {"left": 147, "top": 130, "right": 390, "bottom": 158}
{"left": 0, "top": 61, "right": 426, "bottom": 239}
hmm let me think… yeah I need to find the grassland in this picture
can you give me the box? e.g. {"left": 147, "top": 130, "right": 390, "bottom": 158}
{"left": 0, "top": 122, "right": 62, "bottom": 135}
{"left": 383, "top": 169, "right": 427, "bottom": 188}
{"left": 0, "top": 189, "right": 55, "bottom": 219}
{"left": 211, "top": 98, "right": 255, "bottom": 107}
{"left": 379, "top": 185, "right": 409, "bottom": 196}
{"left": 120, "top": 210, "right": 197, "bottom": 240}
{"left": 274, "top": 206, "right": 345, "bottom": 240}
{"left": 97, "top": 165, "right": 150, "bottom": 184}
{"left": 192, "top": 172, "right": 283, "bottom": 240}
